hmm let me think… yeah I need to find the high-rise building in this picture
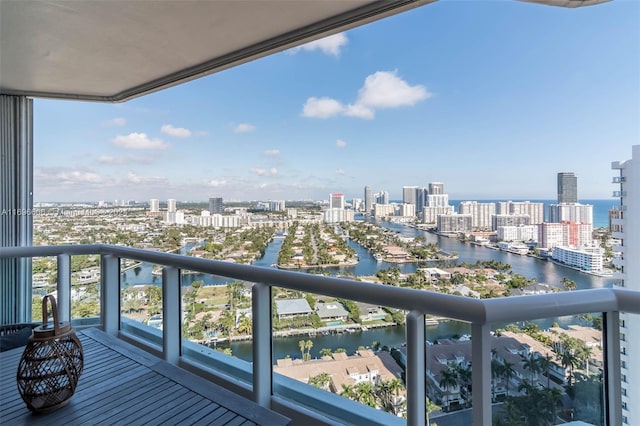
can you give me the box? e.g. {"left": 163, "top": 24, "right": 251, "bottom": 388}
{"left": 375, "top": 190, "right": 389, "bottom": 205}
{"left": 416, "top": 187, "right": 428, "bottom": 213}
{"left": 498, "top": 201, "right": 545, "bottom": 225}
{"left": 329, "top": 193, "right": 345, "bottom": 209}
{"left": 428, "top": 194, "right": 449, "bottom": 208}
{"left": 437, "top": 214, "right": 472, "bottom": 234}
{"left": 459, "top": 201, "right": 496, "bottom": 229}
{"left": 167, "top": 199, "right": 176, "bottom": 213}
{"left": 402, "top": 186, "right": 418, "bottom": 206}
{"left": 537, "top": 221, "right": 592, "bottom": 249}
{"left": 364, "top": 186, "right": 372, "bottom": 214}
{"left": 149, "top": 198, "right": 159, "bottom": 212}
{"left": 612, "top": 145, "right": 639, "bottom": 425}
{"left": 429, "top": 182, "right": 444, "bottom": 195}
{"left": 557, "top": 172, "right": 578, "bottom": 203}
{"left": 548, "top": 203, "right": 593, "bottom": 224}
{"left": 209, "top": 197, "right": 223, "bottom": 214}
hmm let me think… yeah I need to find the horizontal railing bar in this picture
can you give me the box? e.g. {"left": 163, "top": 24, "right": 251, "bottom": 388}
{"left": 2, "top": 244, "right": 639, "bottom": 324}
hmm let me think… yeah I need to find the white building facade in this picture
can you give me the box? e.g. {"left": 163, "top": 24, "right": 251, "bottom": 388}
{"left": 612, "top": 145, "right": 640, "bottom": 425}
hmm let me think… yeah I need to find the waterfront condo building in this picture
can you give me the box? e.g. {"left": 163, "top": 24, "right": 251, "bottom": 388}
{"left": 558, "top": 172, "right": 578, "bottom": 203}
{"left": 537, "top": 221, "right": 593, "bottom": 249}
{"left": 458, "top": 201, "right": 496, "bottom": 230}
{"left": 403, "top": 186, "right": 418, "bottom": 206}
{"left": 548, "top": 202, "right": 594, "bottom": 225}
{"left": 363, "top": 186, "right": 372, "bottom": 214}
{"left": 149, "top": 198, "right": 159, "bottom": 212}
{"left": 497, "top": 201, "right": 545, "bottom": 225}
{"left": 428, "top": 182, "right": 444, "bottom": 195}
{"left": 329, "top": 193, "right": 345, "bottom": 210}
{"left": 167, "top": 198, "right": 177, "bottom": 213}
{"left": 209, "top": 197, "right": 223, "bottom": 214}
{"left": 437, "top": 214, "right": 472, "bottom": 234}
{"left": 612, "top": 145, "right": 640, "bottom": 425}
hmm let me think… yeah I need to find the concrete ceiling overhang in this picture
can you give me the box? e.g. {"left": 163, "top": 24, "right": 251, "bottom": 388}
{"left": 0, "top": 0, "right": 611, "bottom": 103}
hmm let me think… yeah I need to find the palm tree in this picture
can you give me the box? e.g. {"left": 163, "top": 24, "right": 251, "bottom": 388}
{"left": 439, "top": 365, "right": 458, "bottom": 411}
{"left": 491, "top": 359, "right": 504, "bottom": 401}
{"left": 560, "top": 350, "right": 580, "bottom": 387}
{"left": 304, "top": 339, "right": 313, "bottom": 361}
{"left": 538, "top": 354, "right": 553, "bottom": 388}
{"left": 502, "top": 360, "right": 515, "bottom": 398}
{"left": 455, "top": 364, "right": 472, "bottom": 407}
{"left": 309, "top": 372, "right": 331, "bottom": 390}
{"left": 352, "top": 382, "right": 377, "bottom": 408}
{"left": 319, "top": 348, "right": 333, "bottom": 357}
{"left": 298, "top": 340, "right": 306, "bottom": 360}
{"left": 521, "top": 353, "right": 542, "bottom": 383}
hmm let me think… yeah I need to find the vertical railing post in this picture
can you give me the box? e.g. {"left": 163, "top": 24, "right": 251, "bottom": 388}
{"left": 406, "top": 311, "right": 425, "bottom": 426}
{"left": 472, "top": 323, "right": 492, "bottom": 426}
{"left": 604, "top": 311, "right": 622, "bottom": 426}
{"left": 162, "top": 266, "right": 181, "bottom": 364}
{"left": 100, "top": 254, "right": 120, "bottom": 335}
{"left": 252, "top": 282, "right": 272, "bottom": 408}
{"left": 56, "top": 253, "right": 71, "bottom": 322}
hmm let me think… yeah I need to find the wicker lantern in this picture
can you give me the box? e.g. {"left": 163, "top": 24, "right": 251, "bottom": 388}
{"left": 16, "top": 295, "right": 84, "bottom": 413}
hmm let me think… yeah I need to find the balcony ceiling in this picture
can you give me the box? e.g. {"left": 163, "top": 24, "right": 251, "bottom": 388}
{"left": 0, "top": 0, "right": 610, "bottom": 103}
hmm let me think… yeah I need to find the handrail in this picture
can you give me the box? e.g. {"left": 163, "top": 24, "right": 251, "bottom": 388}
{"left": 1, "top": 244, "right": 634, "bottom": 426}
{"left": 2, "top": 244, "right": 638, "bottom": 321}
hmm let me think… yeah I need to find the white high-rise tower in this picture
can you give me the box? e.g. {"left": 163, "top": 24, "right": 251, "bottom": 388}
{"left": 612, "top": 145, "right": 640, "bottom": 425}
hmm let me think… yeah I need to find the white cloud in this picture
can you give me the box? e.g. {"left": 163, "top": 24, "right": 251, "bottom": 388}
{"left": 251, "top": 167, "right": 278, "bottom": 177}
{"left": 35, "top": 168, "right": 102, "bottom": 185}
{"left": 98, "top": 155, "right": 152, "bottom": 165}
{"left": 206, "top": 179, "right": 227, "bottom": 187}
{"left": 161, "top": 124, "right": 192, "bottom": 138}
{"left": 290, "top": 32, "right": 348, "bottom": 57}
{"left": 111, "top": 133, "right": 168, "bottom": 150}
{"left": 354, "top": 70, "right": 430, "bottom": 110}
{"left": 344, "top": 103, "right": 375, "bottom": 120}
{"left": 336, "top": 139, "right": 347, "bottom": 148}
{"left": 264, "top": 149, "right": 280, "bottom": 157}
{"left": 101, "top": 117, "right": 126, "bottom": 127}
{"left": 233, "top": 123, "right": 256, "bottom": 133}
{"left": 335, "top": 168, "right": 345, "bottom": 175}
{"left": 126, "top": 172, "right": 168, "bottom": 185}
{"left": 301, "top": 97, "right": 345, "bottom": 118}
{"left": 302, "top": 70, "right": 430, "bottom": 120}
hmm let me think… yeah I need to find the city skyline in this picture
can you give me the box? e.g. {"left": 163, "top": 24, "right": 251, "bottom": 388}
{"left": 33, "top": 1, "right": 639, "bottom": 202}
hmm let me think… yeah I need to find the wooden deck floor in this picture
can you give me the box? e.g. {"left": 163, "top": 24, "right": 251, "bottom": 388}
{"left": 0, "top": 328, "right": 290, "bottom": 426}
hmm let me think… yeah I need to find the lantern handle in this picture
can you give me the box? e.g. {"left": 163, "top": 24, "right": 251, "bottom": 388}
{"left": 42, "top": 295, "right": 60, "bottom": 335}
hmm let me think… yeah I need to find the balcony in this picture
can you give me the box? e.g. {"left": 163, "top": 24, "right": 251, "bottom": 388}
{"left": 613, "top": 191, "right": 628, "bottom": 197}
{"left": 612, "top": 176, "right": 626, "bottom": 183}
{"left": 1, "top": 244, "right": 638, "bottom": 425}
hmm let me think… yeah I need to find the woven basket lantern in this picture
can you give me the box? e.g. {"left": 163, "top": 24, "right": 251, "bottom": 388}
{"left": 16, "top": 295, "right": 84, "bottom": 413}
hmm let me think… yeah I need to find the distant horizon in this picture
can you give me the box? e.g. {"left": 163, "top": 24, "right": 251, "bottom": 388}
{"left": 33, "top": 197, "right": 618, "bottom": 205}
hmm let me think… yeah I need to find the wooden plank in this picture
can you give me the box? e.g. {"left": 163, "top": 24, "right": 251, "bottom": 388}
{"left": 82, "top": 327, "right": 159, "bottom": 366}
{"left": 156, "top": 398, "right": 214, "bottom": 425}
{"left": 136, "top": 389, "right": 198, "bottom": 425}
{"left": 152, "top": 361, "right": 290, "bottom": 426}
{"left": 188, "top": 405, "right": 230, "bottom": 424}
{"left": 1, "top": 329, "right": 291, "bottom": 426}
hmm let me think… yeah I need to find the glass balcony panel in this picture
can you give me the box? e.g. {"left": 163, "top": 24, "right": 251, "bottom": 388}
{"left": 491, "top": 312, "right": 604, "bottom": 425}
{"left": 31, "top": 256, "right": 58, "bottom": 322}
{"left": 182, "top": 276, "right": 255, "bottom": 367}
{"left": 69, "top": 254, "right": 102, "bottom": 325}
{"left": 270, "top": 290, "right": 410, "bottom": 423}
{"left": 120, "top": 259, "right": 164, "bottom": 346}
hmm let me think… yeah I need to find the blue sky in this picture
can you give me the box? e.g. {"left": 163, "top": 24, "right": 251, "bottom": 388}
{"left": 34, "top": 0, "right": 640, "bottom": 203}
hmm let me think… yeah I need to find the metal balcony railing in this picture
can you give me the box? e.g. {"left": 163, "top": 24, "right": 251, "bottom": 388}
{"left": 2, "top": 244, "right": 638, "bottom": 426}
